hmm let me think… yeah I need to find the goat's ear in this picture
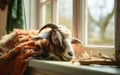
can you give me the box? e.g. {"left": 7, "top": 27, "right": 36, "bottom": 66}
{"left": 71, "top": 37, "right": 82, "bottom": 44}
{"left": 51, "top": 30, "right": 63, "bottom": 47}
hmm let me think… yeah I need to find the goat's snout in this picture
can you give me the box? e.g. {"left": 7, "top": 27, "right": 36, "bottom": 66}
{"left": 68, "top": 51, "right": 73, "bottom": 56}
{"left": 63, "top": 50, "right": 74, "bottom": 61}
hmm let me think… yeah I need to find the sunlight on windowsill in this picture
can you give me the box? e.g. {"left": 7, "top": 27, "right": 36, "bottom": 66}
{"left": 27, "top": 59, "right": 120, "bottom": 75}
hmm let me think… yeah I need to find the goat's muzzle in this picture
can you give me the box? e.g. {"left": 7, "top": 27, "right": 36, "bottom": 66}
{"left": 62, "top": 50, "right": 74, "bottom": 61}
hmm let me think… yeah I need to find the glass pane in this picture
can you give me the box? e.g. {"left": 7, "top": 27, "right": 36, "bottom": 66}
{"left": 87, "top": 0, "right": 114, "bottom": 46}
{"left": 58, "top": 0, "right": 73, "bottom": 29}
{"left": 45, "top": 3, "right": 51, "bottom": 23}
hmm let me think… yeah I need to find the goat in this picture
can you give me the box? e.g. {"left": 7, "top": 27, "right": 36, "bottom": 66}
{"left": 0, "top": 23, "right": 81, "bottom": 61}
{"left": 32, "top": 23, "right": 82, "bottom": 61}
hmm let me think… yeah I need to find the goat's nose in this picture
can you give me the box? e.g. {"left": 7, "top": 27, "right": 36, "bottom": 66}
{"left": 68, "top": 51, "right": 73, "bottom": 56}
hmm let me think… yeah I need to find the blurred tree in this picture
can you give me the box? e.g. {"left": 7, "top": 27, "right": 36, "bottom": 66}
{"left": 88, "top": 8, "right": 114, "bottom": 39}
{"left": 87, "top": 0, "right": 114, "bottom": 45}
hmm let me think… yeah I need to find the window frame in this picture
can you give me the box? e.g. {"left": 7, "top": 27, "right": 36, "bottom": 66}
{"left": 39, "top": 0, "right": 58, "bottom": 27}
{"left": 72, "top": 0, "right": 115, "bottom": 58}
{"left": 115, "top": 0, "right": 120, "bottom": 66}
{"left": 25, "top": 0, "right": 115, "bottom": 59}
{"left": 73, "top": 0, "right": 115, "bottom": 47}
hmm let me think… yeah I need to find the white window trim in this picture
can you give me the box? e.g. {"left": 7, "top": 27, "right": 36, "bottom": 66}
{"left": 73, "top": 0, "right": 86, "bottom": 42}
{"left": 51, "top": 0, "right": 58, "bottom": 24}
{"left": 39, "top": 0, "right": 50, "bottom": 27}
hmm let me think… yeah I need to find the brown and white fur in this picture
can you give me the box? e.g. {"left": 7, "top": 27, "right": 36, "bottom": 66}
{"left": 32, "top": 23, "right": 81, "bottom": 61}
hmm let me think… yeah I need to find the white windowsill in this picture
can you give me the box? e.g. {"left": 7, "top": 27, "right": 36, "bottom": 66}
{"left": 28, "top": 59, "right": 120, "bottom": 75}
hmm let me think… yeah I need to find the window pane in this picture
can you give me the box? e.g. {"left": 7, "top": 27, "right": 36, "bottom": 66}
{"left": 45, "top": 3, "right": 51, "bottom": 23}
{"left": 58, "top": 0, "right": 73, "bottom": 29}
{"left": 87, "top": 0, "right": 114, "bottom": 46}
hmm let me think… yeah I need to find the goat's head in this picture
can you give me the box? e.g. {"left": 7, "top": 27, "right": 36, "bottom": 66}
{"left": 33, "top": 24, "right": 81, "bottom": 61}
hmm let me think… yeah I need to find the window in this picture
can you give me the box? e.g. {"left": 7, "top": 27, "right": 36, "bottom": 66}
{"left": 39, "top": 0, "right": 52, "bottom": 26}
{"left": 72, "top": 0, "right": 115, "bottom": 47}
{"left": 39, "top": 0, "right": 73, "bottom": 29}
{"left": 26, "top": 0, "right": 115, "bottom": 58}
{"left": 87, "top": 0, "right": 114, "bottom": 46}
{"left": 58, "top": 0, "right": 73, "bottom": 29}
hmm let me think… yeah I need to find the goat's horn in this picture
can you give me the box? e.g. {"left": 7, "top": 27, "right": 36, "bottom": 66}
{"left": 38, "top": 23, "right": 58, "bottom": 33}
